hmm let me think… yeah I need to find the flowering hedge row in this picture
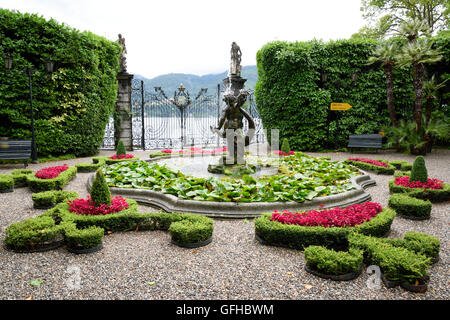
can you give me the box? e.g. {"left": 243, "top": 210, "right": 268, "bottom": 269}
{"left": 270, "top": 202, "right": 383, "bottom": 228}
{"left": 344, "top": 158, "right": 395, "bottom": 175}
{"left": 5, "top": 197, "right": 214, "bottom": 252}
{"left": 255, "top": 207, "right": 396, "bottom": 250}
{"left": 35, "top": 164, "right": 69, "bottom": 179}
{"left": 109, "top": 154, "right": 135, "bottom": 160}
{"left": 348, "top": 158, "right": 388, "bottom": 168}
{"left": 388, "top": 180, "right": 450, "bottom": 202}
{"left": 27, "top": 166, "right": 77, "bottom": 192}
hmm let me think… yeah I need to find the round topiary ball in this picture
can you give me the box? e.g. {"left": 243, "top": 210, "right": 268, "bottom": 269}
{"left": 281, "top": 138, "right": 290, "bottom": 154}
{"left": 90, "top": 169, "right": 111, "bottom": 206}
{"left": 116, "top": 140, "right": 126, "bottom": 156}
{"left": 410, "top": 156, "right": 428, "bottom": 183}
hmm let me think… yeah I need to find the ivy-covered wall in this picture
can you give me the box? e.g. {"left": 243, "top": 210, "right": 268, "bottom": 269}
{"left": 255, "top": 35, "right": 449, "bottom": 151}
{"left": 0, "top": 9, "right": 120, "bottom": 156}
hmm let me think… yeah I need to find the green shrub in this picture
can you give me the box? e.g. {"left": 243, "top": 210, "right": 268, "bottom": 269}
{"left": 0, "top": 174, "right": 14, "bottom": 192}
{"left": 410, "top": 156, "right": 428, "bottom": 183}
{"left": 389, "top": 160, "right": 409, "bottom": 170}
{"left": 394, "top": 170, "right": 410, "bottom": 178}
{"left": 116, "top": 140, "right": 126, "bottom": 156}
{"left": 169, "top": 214, "right": 213, "bottom": 245}
{"left": 75, "top": 162, "right": 104, "bottom": 172}
{"left": 32, "top": 190, "right": 79, "bottom": 209}
{"left": 26, "top": 166, "right": 77, "bottom": 192}
{"left": 344, "top": 160, "right": 395, "bottom": 175}
{"left": 4, "top": 216, "right": 62, "bottom": 250}
{"left": 92, "top": 156, "right": 138, "bottom": 165}
{"left": 62, "top": 222, "right": 104, "bottom": 250}
{"left": 0, "top": 9, "right": 120, "bottom": 157}
{"left": 388, "top": 180, "right": 450, "bottom": 202}
{"left": 304, "top": 246, "right": 363, "bottom": 275}
{"left": 254, "top": 208, "right": 395, "bottom": 250}
{"left": 11, "top": 169, "right": 32, "bottom": 175}
{"left": 348, "top": 233, "right": 431, "bottom": 283}
{"left": 400, "top": 163, "right": 413, "bottom": 171}
{"left": 403, "top": 232, "right": 440, "bottom": 261}
{"left": 90, "top": 169, "right": 111, "bottom": 205}
{"left": 388, "top": 194, "right": 432, "bottom": 219}
{"left": 281, "top": 138, "right": 291, "bottom": 154}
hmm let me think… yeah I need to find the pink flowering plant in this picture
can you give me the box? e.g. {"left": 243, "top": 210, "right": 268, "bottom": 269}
{"left": 35, "top": 164, "right": 69, "bottom": 179}
{"left": 273, "top": 150, "right": 295, "bottom": 156}
{"left": 109, "top": 154, "right": 134, "bottom": 160}
{"left": 270, "top": 202, "right": 383, "bottom": 228}
{"left": 68, "top": 195, "right": 129, "bottom": 216}
{"left": 394, "top": 176, "right": 444, "bottom": 190}
{"left": 348, "top": 158, "right": 389, "bottom": 168}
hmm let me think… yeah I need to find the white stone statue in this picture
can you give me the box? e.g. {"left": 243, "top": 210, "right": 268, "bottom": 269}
{"left": 229, "top": 42, "right": 242, "bottom": 76}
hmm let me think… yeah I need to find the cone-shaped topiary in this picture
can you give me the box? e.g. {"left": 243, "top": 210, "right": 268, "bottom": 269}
{"left": 116, "top": 140, "right": 126, "bottom": 156}
{"left": 281, "top": 138, "right": 290, "bottom": 154}
{"left": 90, "top": 169, "right": 111, "bottom": 206}
{"left": 410, "top": 156, "right": 428, "bottom": 183}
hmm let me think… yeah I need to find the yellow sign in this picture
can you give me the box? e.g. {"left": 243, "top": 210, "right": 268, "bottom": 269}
{"left": 330, "top": 103, "right": 352, "bottom": 111}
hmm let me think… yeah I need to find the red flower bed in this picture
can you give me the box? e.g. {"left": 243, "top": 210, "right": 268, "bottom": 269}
{"left": 161, "top": 147, "right": 227, "bottom": 154}
{"left": 35, "top": 164, "right": 69, "bottom": 179}
{"left": 348, "top": 158, "right": 389, "bottom": 168}
{"left": 273, "top": 150, "right": 295, "bottom": 156}
{"left": 68, "top": 195, "right": 129, "bottom": 216}
{"left": 109, "top": 154, "right": 134, "bottom": 160}
{"left": 394, "top": 176, "right": 444, "bottom": 190}
{"left": 270, "top": 202, "right": 383, "bottom": 228}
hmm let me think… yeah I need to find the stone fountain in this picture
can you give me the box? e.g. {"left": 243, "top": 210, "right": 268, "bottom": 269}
{"left": 208, "top": 42, "right": 256, "bottom": 175}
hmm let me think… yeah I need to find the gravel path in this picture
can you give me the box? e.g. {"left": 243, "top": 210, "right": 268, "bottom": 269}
{"left": 0, "top": 148, "right": 448, "bottom": 300}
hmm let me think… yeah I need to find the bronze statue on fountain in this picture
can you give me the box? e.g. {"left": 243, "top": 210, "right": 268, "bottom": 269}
{"left": 208, "top": 42, "right": 257, "bottom": 175}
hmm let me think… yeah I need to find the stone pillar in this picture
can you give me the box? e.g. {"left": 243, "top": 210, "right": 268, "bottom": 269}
{"left": 116, "top": 72, "right": 134, "bottom": 151}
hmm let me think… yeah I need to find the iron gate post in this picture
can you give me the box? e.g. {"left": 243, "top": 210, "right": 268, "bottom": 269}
{"left": 140, "top": 80, "right": 145, "bottom": 150}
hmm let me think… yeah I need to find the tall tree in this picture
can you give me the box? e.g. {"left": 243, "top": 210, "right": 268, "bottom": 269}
{"left": 422, "top": 74, "right": 448, "bottom": 124}
{"left": 354, "top": 0, "right": 449, "bottom": 39}
{"left": 397, "top": 39, "right": 442, "bottom": 132}
{"left": 368, "top": 42, "right": 399, "bottom": 127}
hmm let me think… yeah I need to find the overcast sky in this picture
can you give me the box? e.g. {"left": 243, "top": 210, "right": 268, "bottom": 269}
{"left": 1, "top": 0, "right": 366, "bottom": 78}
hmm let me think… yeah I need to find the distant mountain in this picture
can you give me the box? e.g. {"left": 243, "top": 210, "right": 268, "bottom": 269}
{"left": 134, "top": 65, "right": 258, "bottom": 96}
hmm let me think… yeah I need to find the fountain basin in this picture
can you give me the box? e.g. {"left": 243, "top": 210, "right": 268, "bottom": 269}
{"left": 87, "top": 155, "right": 376, "bottom": 219}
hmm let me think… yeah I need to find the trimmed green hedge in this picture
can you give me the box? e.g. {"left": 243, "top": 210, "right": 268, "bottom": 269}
{"left": 389, "top": 161, "right": 411, "bottom": 171}
{"left": 4, "top": 197, "right": 215, "bottom": 252}
{"left": 75, "top": 161, "right": 104, "bottom": 172}
{"left": 348, "top": 233, "right": 431, "bottom": 284}
{"left": 345, "top": 160, "right": 395, "bottom": 175}
{"left": 0, "top": 174, "right": 14, "bottom": 192}
{"left": 62, "top": 221, "right": 104, "bottom": 250}
{"left": 32, "top": 190, "right": 79, "bottom": 209}
{"left": 4, "top": 216, "right": 63, "bottom": 251}
{"left": 169, "top": 215, "right": 214, "bottom": 245}
{"left": 254, "top": 208, "right": 396, "bottom": 250}
{"left": 92, "top": 156, "right": 139, "bottom": 165}
{"left": 11, "top": 169, "right": 33, "bottom": 188}
{"left": 254, "top": 34, "right": 449, "bottom": 150}
{"left": 388, "top": 180, "right": 450, "bottom": 202}
{"left": 304, "top": 246, "right": 363, "bottom": 275}
{"left": 394, "top": 171, "right": 410, "bottom": 178}
{"left": 27, "top": 166, "right": 77, "bottom": 192}
{"left": 388, "top": 194, "right": 432, "bottom": 220}
{"left": 0, "top": 9, "right": 120, "bottom": 157}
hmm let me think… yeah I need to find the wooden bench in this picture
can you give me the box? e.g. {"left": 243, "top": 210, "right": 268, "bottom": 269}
{"left": 348, "top": 134, "right": 382, "bottom": 153}
{"left": 0, "top": 140, "right": 32, "bottom": 168}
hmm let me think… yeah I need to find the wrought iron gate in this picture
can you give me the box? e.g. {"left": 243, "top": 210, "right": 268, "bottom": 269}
{"left": 103, "top": 80, "right": 265, "bottom": 150}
